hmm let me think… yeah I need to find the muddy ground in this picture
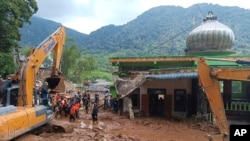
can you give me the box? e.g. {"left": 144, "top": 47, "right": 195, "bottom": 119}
{"left": 15, "top": 108, "right": 223, "bottom": 141}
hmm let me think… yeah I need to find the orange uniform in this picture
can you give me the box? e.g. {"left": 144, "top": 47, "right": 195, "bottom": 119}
{"left": 70, "top": 105, "right": 76, "bottom": 115}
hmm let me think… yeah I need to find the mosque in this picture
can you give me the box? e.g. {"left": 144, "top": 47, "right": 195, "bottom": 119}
{"left": 109, "top": 11, "right": 250, "bottom": 120}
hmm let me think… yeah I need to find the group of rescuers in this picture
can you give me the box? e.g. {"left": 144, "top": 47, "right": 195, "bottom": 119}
{"left": 0, "top": 76, "right": 118, "bottom": 124}
{"left": 39, "top": 81, "right": 117, "bottom": 124}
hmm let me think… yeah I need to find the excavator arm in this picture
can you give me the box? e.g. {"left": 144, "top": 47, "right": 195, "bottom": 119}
{"left": 197, "top": 57, "right": 250, "bottom": 138}
{"left": 18, "top": 26, "right": 66, "bottom": 107}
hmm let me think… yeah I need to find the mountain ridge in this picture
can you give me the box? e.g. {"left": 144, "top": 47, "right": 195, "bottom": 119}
{"left": 19, "top": 3, "right": 250, "bottom": 57}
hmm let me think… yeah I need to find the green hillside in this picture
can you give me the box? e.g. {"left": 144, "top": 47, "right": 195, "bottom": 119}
{"left": 19, "top": 16, "right": 87, "bottom": 48}
{"left": 20, "top": 3, "right": 250, "bottom": 57}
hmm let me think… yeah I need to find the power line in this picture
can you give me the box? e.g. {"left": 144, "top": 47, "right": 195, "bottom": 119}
{"left": 141, "top": 4, "right": 205, "bottom": 56}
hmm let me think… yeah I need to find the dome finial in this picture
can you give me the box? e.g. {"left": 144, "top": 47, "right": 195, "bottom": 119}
{"left": 203, "top": 11, "right": 217, "bottom": 22}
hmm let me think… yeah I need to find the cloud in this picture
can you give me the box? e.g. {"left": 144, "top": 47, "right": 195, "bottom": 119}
{"left": 35, "top": 0, "right": 143, "bottom": 33}
{"left": 63, "top": 16, "right": 104, "bottom": 34}
{"left": 36, "top": 0, "right": 92, "bottom": 19}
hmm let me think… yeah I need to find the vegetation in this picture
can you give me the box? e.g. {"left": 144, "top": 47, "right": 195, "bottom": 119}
{"left": 3, "top": 3, "right": 250, "bottom": 82}
{"left": 61, "top": 38, "right": 94, "bottom": 83}
{"left": 0, "top": 0, "right": 38, "bottom": 76}
{"left": 0, "top": 53, "right": 17, "bottom": 76}
{"left": 19, "top": 4, "right": 250, "bottom": 59}
{"left": 0, "top": 0, "right": 38, "bottom": 53}
{"left": 0, "top": 1, "right": 111, "bottom": 82}
{"left": 60, "top": 38, "right": 113, "bottom": 83}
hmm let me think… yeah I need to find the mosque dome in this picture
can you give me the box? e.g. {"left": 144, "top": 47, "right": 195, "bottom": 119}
{"left": 186, "top": 11, "right": 235, "bottom": 55}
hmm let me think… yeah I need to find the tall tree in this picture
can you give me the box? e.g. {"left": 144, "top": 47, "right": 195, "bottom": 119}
{"left": 61, "top": 38, "right": 97, "bottom": 83}
{"left": 0, "top": 0, "right": 38, "bottom": 76}
{"left": 0, "top": 0, "right": 38, "bottom": 53}
{"left": 61, "top": 38, "right": 81, "bottom": 82}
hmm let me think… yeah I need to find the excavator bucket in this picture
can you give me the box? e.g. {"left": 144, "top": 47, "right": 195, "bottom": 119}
{"left": 46, "top": 77, "right": 65, "bottom": 93}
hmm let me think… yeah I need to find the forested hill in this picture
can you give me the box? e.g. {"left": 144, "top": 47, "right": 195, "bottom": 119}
{"left": 20, "top": 3, "right": 250, "bottom": 57}
{"left": 19, "top": 16, "right": 87, "bottom": 48}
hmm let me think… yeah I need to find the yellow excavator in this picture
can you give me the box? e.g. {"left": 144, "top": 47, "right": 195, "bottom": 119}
{"left": 0, "top": 26, "right": 67, "bottom": 140}
{"left": 197, "top": 57, "right": 250, "bottom": 140}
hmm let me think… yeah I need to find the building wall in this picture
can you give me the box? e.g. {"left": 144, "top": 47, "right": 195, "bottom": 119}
{"left": 140, "top": 79, "right": 192, "bottom": 118}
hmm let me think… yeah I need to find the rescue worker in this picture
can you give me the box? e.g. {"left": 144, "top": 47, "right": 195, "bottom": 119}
{"left": 110, "top": 95, "right": 114, "bottom": 111}
{"left": 94, "top": 93, "right": 99, "bottom": 106}
{"left": 92, "top": 102, "right": 98, "bottom": 124}
{"left": 69, "top": 102, "right": 76, "bottom": 122}
{"left": 113, "top": 98, "right": 118, "bottom": 112}
{"left": 84, "top": 94, "right": 90, "bottom": 114}
{"left": 1, "top": 77, "right": 12, "bottom": 106}
{"left": 82, "top": 91, "right": 87, "bottom": 106}
{"left": 104, "top": 91, "right": 109, "bottom": 109}
{"left": 40, "top": 82, "right": 49, "bottom": 106}
{"left": 75, "top": 101, "right": 81, "bottom": 119}
{"left": 75, "top": 91, "right": 81, "bottom": 103}
{"left": 0, "top": 75, "right": 4, "bottom": 103}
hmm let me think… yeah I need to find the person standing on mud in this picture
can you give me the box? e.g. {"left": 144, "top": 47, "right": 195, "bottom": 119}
{"left": 104, "top": 91, "right": 109, "bottom": 109}
{"left": 82, "top": 91, "right": 87, "bottom": 106}
{"left": 94, "top": 93, "right": 99, "bottom": 106}
{"left": 0, "top": 75, "right": 4, "bottom": 103}
{"left": 84, "top": 94, "right": 90, "bottom": 114}
{"left": 92, "top": 102, "right": 98, "bottom": 124}
{"left": 69, "top": 102, "right": 76, "bottom": 122}
{"left": 1, "top": 77, "right": 12, "bottom": 106}
{"left": 75, "top": 101, "right": 81, "bottom": 119}
{"left": 75, "top": 91, "right": 81, "bottom": 103}
{"left": 113, "top": 98, "right": 118, "bottom": 112}
{"left": 40, "top": 82, "right": 49, "bottom": 106}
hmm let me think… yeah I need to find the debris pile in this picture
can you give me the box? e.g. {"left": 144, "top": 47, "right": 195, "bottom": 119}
{"left": 115, "top": 74, "right": 146, "bottom": 98}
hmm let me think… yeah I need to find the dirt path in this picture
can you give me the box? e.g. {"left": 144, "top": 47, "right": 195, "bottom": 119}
{"left": 15, "top": 108, "right": 223, "bottom": 141}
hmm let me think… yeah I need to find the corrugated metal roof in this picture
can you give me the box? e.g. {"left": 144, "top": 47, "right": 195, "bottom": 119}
{"left": 145, "top": 72, "right": 198, "bottom": 80}
{"left": 87, "top": 85, "right": 109, "bottom": 92}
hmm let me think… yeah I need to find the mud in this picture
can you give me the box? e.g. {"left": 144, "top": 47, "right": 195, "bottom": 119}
{"left": 15, "top": 108, "right": 223, "bottom": 141}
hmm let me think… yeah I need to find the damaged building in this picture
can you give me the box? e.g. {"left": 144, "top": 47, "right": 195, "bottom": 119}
{"left": 109, "top": 11, "right": 250, "bottom": 120}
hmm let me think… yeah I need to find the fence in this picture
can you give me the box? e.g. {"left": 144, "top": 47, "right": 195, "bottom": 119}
{"left": 225, "top": 100, "right": 250, "bottom": 111}
{"left": 194, "top": 113, "right": 215, "bottom": 124}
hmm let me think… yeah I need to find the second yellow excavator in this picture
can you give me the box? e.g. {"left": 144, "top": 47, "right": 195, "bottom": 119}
{"left": 197, "top": 57, "right": 250, "bottom": 141}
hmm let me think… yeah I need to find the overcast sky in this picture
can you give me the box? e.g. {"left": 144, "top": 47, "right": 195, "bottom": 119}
{"left": 35, "top": 0, "right": 250, "bottom": 34}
